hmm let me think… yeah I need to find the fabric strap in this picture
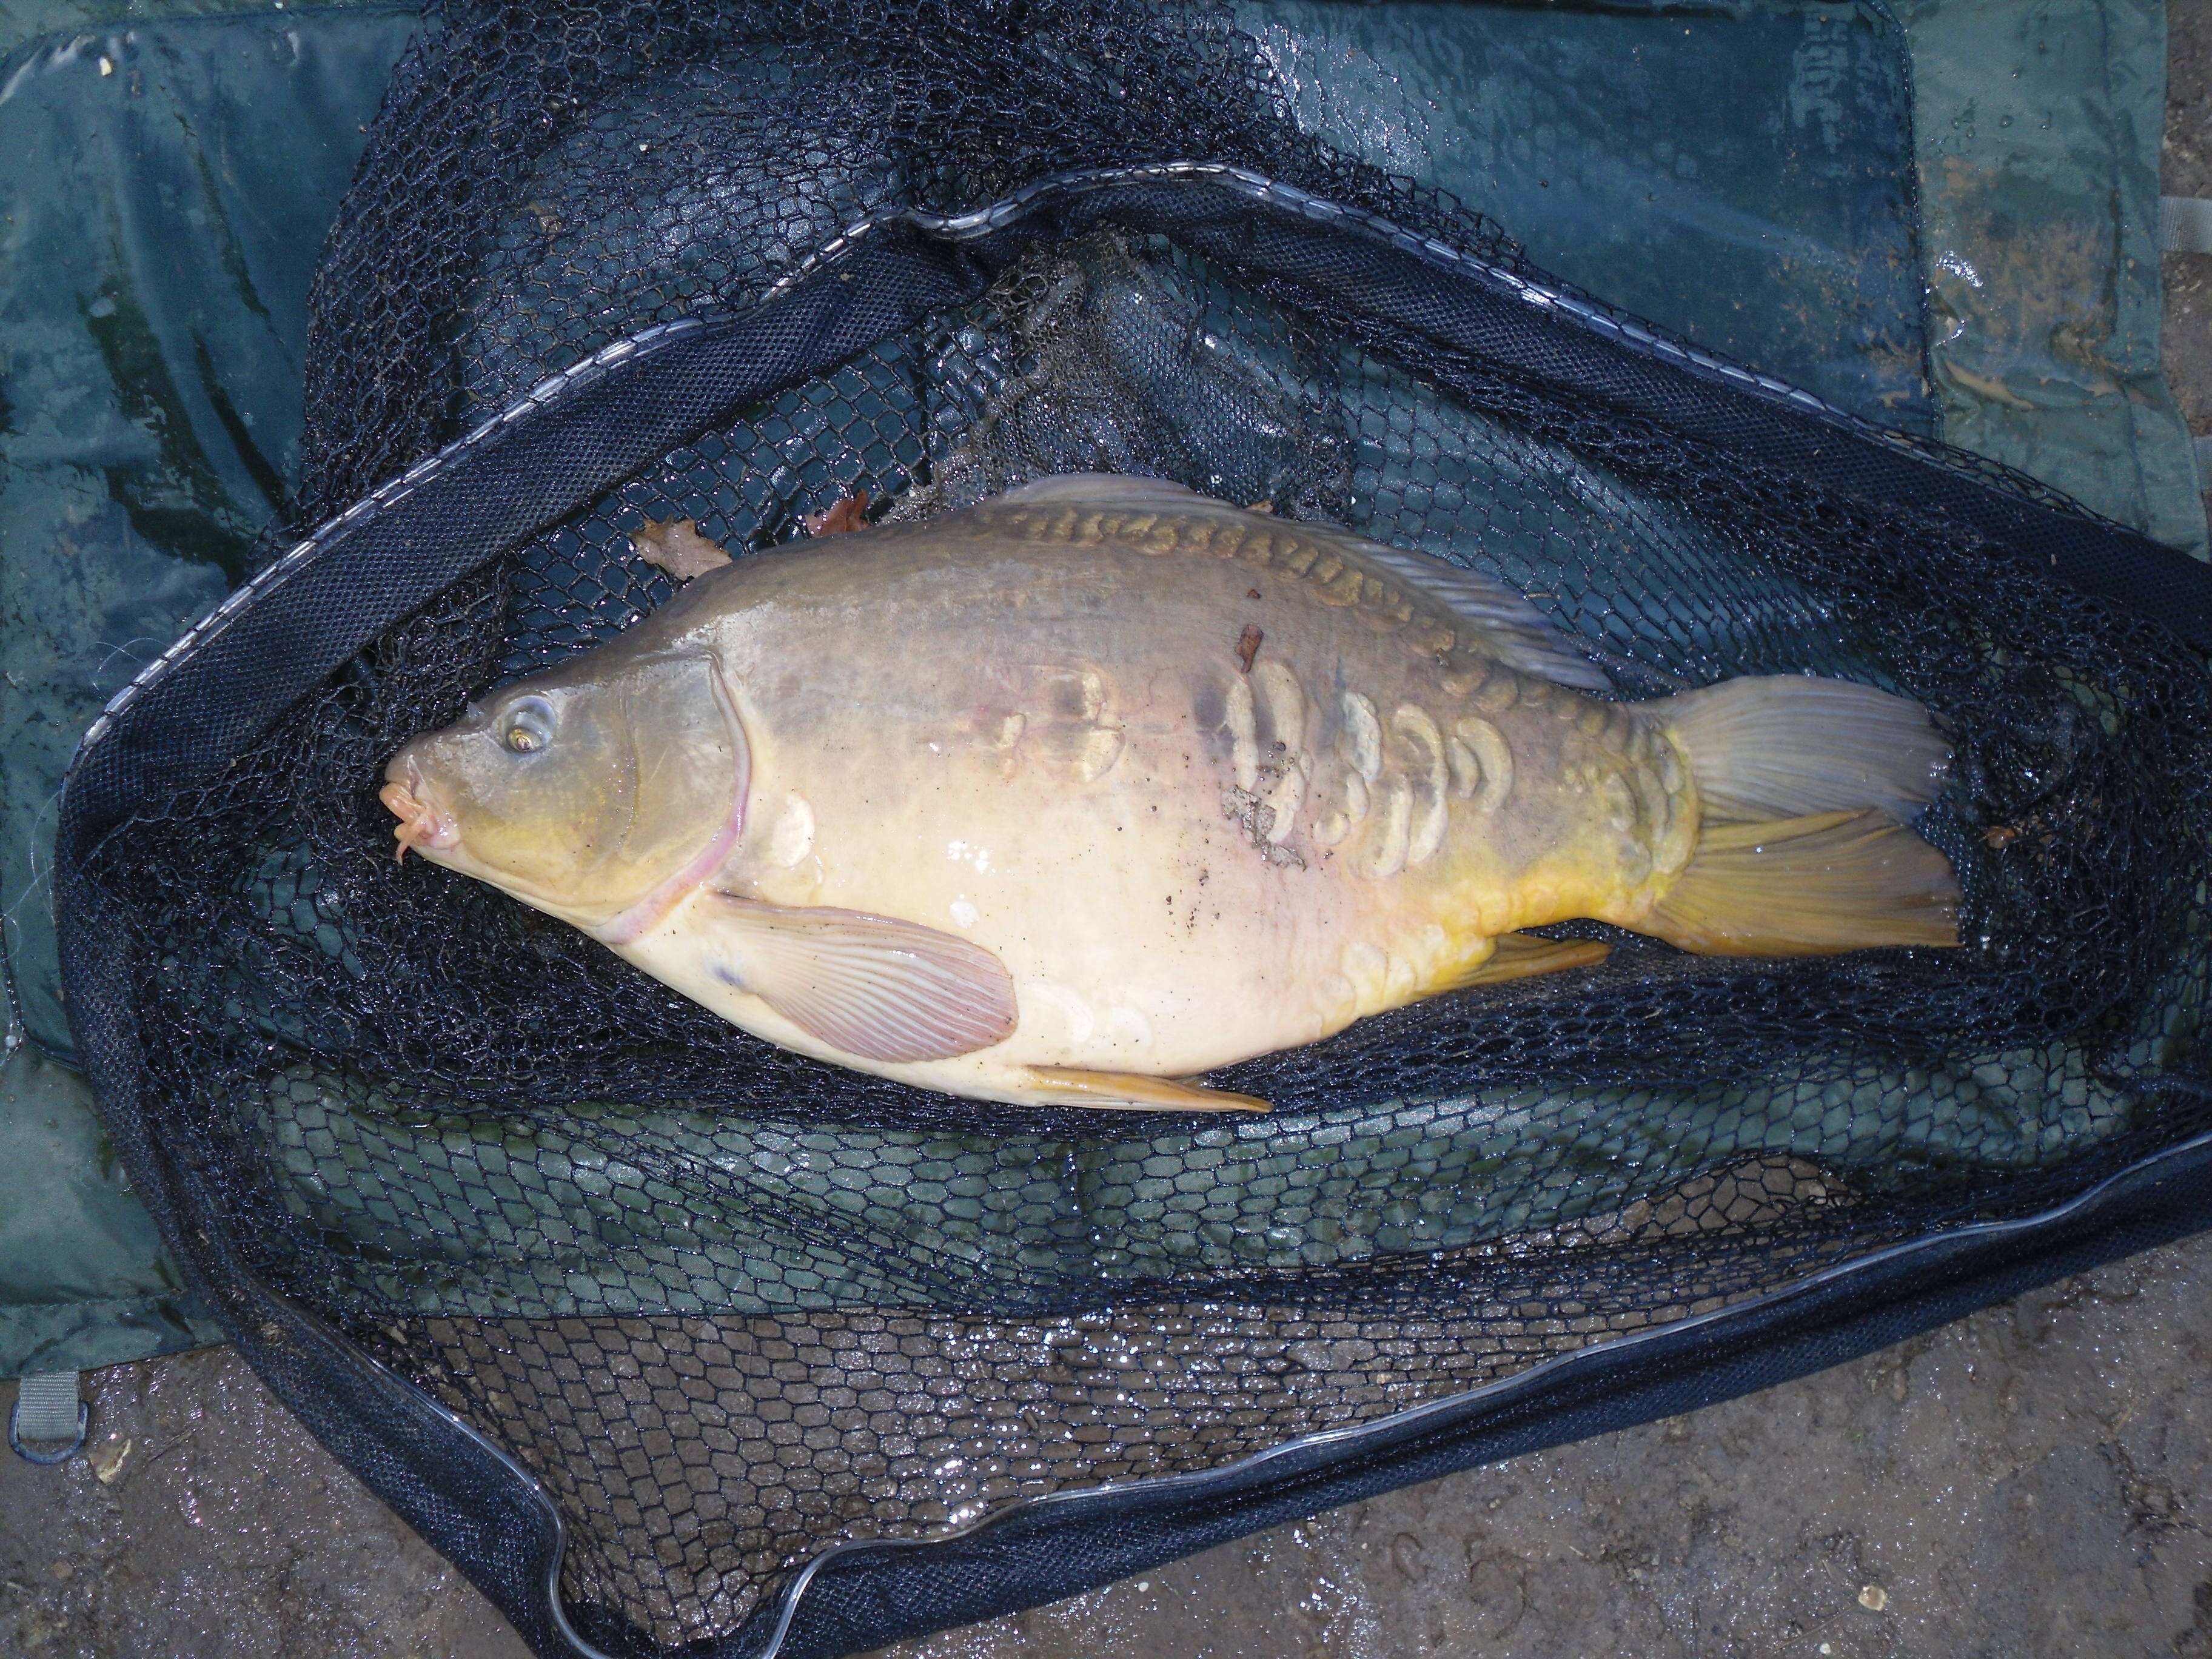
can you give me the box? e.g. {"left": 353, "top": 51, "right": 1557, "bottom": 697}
{"left": 10, "top": 1370, "right": 84, "bottom": 1461}
{"left": 2161, "top": 195, "right": 2212, "bottom": 255}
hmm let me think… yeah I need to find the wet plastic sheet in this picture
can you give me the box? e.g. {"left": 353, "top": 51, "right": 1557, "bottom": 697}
{"left": 1251, "top": 0, "right": 2205, "bottom": 554}
{"left": 0, "top": 2, "right": 418, "bottom": 1374}
{"left": 0, "top": 1045, "right": 209, "bottom": 1373}
{"left": 1908, "top": 0, "right": 2207, "bottom": 557}
{"left": 1235, "top": 0, "right": 1934, "bottom": 431}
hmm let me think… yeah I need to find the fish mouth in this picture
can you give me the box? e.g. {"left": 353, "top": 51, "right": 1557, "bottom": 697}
{"left": 380, "top": 759, "right": 458, "bottom": 863}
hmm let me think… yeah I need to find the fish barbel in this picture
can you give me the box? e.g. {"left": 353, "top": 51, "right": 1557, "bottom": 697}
{"left": 382, "top": 474, "right": 1957, "bottom": 1112}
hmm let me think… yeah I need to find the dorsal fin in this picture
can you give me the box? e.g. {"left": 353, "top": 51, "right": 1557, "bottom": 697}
{"left": 990, "top": 472, "right": 1609, "bottom": 692}
{"left": 1341, "top": 538, "right": 1610, "bottom": 691}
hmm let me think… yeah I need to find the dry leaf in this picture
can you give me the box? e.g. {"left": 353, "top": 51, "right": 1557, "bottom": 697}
{"left": 803, "top": 489, "right": 873, "bottom": 536}
{"left": 89, "top": 1436, "right": 131, "bottom": 1484}
{"left": 630, "top": 518, "right": 731, "bottom": 581}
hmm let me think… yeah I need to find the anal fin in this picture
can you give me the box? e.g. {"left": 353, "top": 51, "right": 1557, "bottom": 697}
{"left": 1022, "top": 1067, "right": 1272, "bottom": 1114}
{"left": 1446, "top": 932, "right": 1612, "bottom": 988}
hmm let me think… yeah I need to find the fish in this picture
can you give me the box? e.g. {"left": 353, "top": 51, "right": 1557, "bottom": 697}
{"left": 381, "top": 473, "right": 1958, "bottom": 1113}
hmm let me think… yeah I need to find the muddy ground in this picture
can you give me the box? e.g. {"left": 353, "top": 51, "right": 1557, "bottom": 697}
{"left": 7, "top": 1228, "right": 2212, "bottom": 1658}
{"left": 7, "top": 4, "right": 2212, "bottom": 1657}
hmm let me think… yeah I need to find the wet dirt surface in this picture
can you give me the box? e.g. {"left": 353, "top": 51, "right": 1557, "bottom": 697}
{"left": 0, "top": 1346, "right": 529, "bottom": 1658}
{"left": 5, "top": 6, "right": 2211, "bottom": 1659}
{"left": 2167, "top": 0, "right": 2212, "bottom": 537}
{"left": 866, "top": 1229, "right": 2212, "bottom": 1659}
{"left": 7, "top": 1230, "right": 2211, "bottom": 1658}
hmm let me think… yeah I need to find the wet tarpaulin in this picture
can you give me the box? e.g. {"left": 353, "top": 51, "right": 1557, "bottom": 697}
{"left": 0, "top": 0, "right": 423, "bottom": 1376}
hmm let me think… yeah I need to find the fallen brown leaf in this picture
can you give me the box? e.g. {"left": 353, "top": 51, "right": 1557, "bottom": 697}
{"left": 803, "top": 489, "right": 873, "bottom": 536}
{"left": 630, "top": 517, "right": 732, "bottom": 581}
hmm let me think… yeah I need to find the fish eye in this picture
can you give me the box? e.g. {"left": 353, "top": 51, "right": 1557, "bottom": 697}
{"left": 501, "top": 695, "right": 555, "bottom": 755}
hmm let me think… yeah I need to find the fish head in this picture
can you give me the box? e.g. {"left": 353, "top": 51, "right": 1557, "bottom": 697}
{"left": 381, "top": 649, "right": 748, "bottom": 932}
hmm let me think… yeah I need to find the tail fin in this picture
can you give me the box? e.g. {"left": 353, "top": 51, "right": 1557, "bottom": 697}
{"left": 1646, "top": 677, "right": 1959, "bottom": 955}
{"left": 1646, "top": 809, "right": 1959, "bottom": 954}
{"left": 1661, "top": 675, "right": 1949, "bottom": 823}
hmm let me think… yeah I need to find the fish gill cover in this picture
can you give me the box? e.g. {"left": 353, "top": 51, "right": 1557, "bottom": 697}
{"left": 48, "top": 2, "right": 2212, "bottom": 1655}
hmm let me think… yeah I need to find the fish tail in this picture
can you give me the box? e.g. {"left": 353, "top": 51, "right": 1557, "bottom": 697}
{"left": 1641, "top": 677, "right": 1959, "bottom": 955}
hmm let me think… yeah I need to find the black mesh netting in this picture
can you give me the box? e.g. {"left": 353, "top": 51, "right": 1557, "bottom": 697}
{"left": 49, "top": 3, "right": 2212, "bottom": 1656}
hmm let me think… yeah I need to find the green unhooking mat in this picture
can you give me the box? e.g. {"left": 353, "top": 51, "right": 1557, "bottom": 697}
{"left": 0, "top": 1, "right": 421, "bottom": 1372}
{"left": 1, "top": 0, "right": 2200, "bottom": 1376}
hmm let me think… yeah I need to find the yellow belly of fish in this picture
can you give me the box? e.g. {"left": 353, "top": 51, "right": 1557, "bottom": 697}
{"left": 609, "top": 814, "right": 1613, "bottom": 1112}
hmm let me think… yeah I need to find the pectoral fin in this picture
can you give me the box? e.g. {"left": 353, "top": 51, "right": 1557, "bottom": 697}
{"left": 1022, "top": 1067, "right": 1272, "bottom": 1114}
{"left": 704, "top": 893, "right": 1017, "bottom": 1062}
{"left": 1446, "top": 932, "right": 1612, "bottom": 988}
